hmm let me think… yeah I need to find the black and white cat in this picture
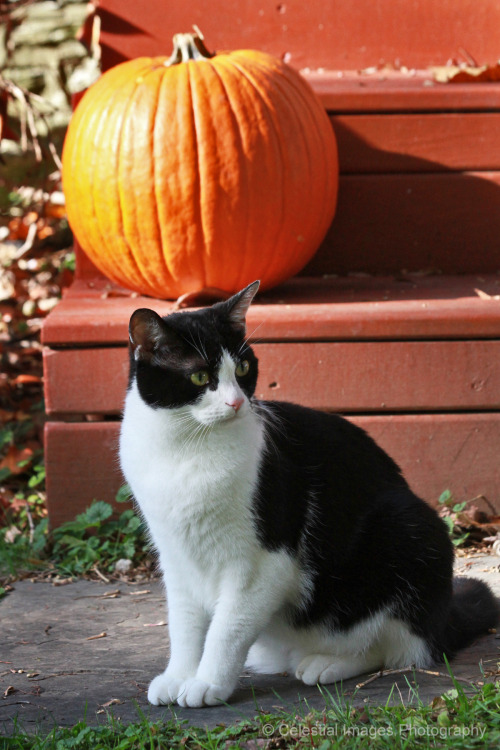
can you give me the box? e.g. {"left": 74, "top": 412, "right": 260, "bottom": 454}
{"left": 119, "top": 280, "right": 498, "bottom": 709}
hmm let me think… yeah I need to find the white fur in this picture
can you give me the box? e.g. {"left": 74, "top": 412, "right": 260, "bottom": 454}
{"left": 120, "top": 350, "right": 430, "bottom": 708}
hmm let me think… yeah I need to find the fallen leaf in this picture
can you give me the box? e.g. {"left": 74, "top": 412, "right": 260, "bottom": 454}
{"left": 3, "top": 686, "right": 16, "bottom": 697}
{"left": 12, "top": 374, "right": 42, "bottom": 386}
{"left": 433, "top": 62, "right": 500, "bottom": 84}
{"left": 101, "top": 698, "right": 123, "bottom": 707}
{"left": 0, "top": 444, "right": 34, "bottom": 475}
{"left": 474, "top": 288, "right": 493, "bottom": 299}
{"left": 4, "top": 526, "right": 22, "bottom": 543}
{"left": 86, "top": 632, "right": 107, "bottom": 640}
{"left": 175, "top": 287, "right": 232, "bottom": 309}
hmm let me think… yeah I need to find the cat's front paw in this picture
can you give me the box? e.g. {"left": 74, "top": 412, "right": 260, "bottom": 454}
{"left": 176, "top": 677, "right": 233, "bottom": 708}
{"left": 148, "top": 671, "right": 187, "bottom": 706}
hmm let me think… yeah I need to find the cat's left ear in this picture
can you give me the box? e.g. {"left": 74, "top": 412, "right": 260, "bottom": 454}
{"left": 223, "top": 280, "right": 260, "bottom": 331}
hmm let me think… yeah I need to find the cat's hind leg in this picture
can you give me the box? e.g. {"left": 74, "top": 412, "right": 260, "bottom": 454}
{"left": 295, "top": 652, "right": 382, "bottom": 685}
{"left": 295, "top": 617, "right": 432, "bottom": 686}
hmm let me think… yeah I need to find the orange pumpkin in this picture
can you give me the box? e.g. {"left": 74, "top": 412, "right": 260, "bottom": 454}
{"left": 62, "top": 33, "right": 338, "bottom": 299}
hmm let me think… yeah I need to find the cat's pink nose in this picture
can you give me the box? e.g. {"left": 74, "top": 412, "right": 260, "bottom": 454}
{"left": 226, "top": 397, "right": 244, "bottom": 412}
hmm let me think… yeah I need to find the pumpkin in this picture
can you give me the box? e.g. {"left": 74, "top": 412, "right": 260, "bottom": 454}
{"left": 62, "top": 33, "right": 338, "bottom": 299}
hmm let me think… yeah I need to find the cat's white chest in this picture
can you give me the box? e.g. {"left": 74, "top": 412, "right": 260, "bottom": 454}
{"left": 119, "top": 383, "right": 265, "bottom": 601}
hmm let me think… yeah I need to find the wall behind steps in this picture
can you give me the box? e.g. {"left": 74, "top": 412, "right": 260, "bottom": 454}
{"left": 1, "top": 0, "right": 95, "bottom": 188}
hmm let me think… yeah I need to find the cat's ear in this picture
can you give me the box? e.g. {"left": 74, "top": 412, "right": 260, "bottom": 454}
{"left": 129, "top": 308, "right": 179, "bottom": 360}
{"left": 223, "top": 280, "right": 260, "bottom": 331}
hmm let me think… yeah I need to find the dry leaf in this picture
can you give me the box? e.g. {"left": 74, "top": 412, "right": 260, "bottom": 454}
{"left": 474, "top": 288, "right": 492, "bottom": 299}
{"left": 433, "top": 62, "right": 500, "bottom": 84}
{"left": 3, "top": 686, "right": 16, "bottom": 697}
{"left": 12, "top": 374, "right": 42, "bottom": 386}
{"left": 175, "top": 287, "right": 232, "bottom": 309}
{"left": 0, "top": 445, "right": 34, "bottom": 475}
{"left": 101, "top": 698, "right": 123, "bottom": 707}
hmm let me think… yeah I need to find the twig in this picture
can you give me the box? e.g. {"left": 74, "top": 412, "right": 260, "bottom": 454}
{"left": 15, "top": 221, "right": 38, "bottom": 260}
{"left": 356, "top": 665, "right": 474, "bottom": 690}
{"left": 92, "top": 565, "right": 110, "bottom": 584}
{"left": 25, "top": 502, "right": 35, "bottom": 545}
{"left": 0, "top": 74, "right": 58, "bottom": 166}
{"left": 47, "top": 140, "right": 62, "bottom": 171}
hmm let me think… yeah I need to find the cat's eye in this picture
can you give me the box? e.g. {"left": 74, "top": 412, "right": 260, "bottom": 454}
{"left": 190, "top": 370, "right": 210, "bottom": 386}
{"left": 235, "top": 359, "right": 250, "bottom": 377}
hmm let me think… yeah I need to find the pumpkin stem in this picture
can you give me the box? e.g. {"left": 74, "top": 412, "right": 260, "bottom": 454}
{"left": 165, "top": 31, "right": 215, "bottom": 66}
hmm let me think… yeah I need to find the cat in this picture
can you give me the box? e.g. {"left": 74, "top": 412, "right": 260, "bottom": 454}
{"left": 119, "top": 280, "right": 498, "bottom": 709}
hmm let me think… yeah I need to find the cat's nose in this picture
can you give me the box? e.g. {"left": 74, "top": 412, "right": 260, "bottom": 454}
{"left": 226, "top": 397, "right": 244, "bottom": 412}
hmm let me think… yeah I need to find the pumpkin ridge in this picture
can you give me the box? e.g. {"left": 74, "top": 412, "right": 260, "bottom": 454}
{"left": 63, "top": 77, "right": 113, "bottom": 274}
{"left": 124, "top": 64, "right": 174, "bottom": 297}
{"left": 272, "top": 64, "right": 338, "bottom": 254}
{"left": 226, "top": 56, "right": 289, "bottom": 287}
{"left": 137, "top": 64, "right": 172, "bottom": 296}
{"left": 115, "top": 68, "right": 163, "bottom": 294}
{"left": 111, "top": 61, "right": 169, "bottom": 295}
{"left": 259, "top": 64, "right": 316, "bottom": 276}
{"left": 150, "top": 68, "right": 175, "bottom": 293}
{"left": 79, "top": 61, "right": 156, "bottom": 292}
{"left": 228, "top": 55, "right": 326, "bottom": 287}
{"left": 62, "top": 93, "right": 95, "bottom": 264}
{"left": 205, "top": 59, "right": 252, "bottom": 291}
{"left": 74, "top": 65, "right": 148, "bottom": 289}
{"left": 244, "top": 56, "right": 337, "bottom": 282}
{"left": 156, "top": 61, "right": 207, "bottom": 295}
{"left": 185, "top": 62, "right": 208, "bottom": 292}
{"left": 267, "top": 64, "right": 332, "bottom": 275}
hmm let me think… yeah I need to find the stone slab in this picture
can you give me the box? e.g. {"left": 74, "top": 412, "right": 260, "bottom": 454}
{"left": 1, "top": 554, "right": 499, "bottom": 735}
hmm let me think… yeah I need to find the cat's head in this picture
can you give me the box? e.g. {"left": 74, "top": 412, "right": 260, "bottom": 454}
{"left": 127, "top": 281, "right": 260, "bottom": 426}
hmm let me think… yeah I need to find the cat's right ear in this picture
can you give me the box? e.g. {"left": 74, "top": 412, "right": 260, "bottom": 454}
{"left": 224, "top": 280, "right": 260, "bottom": 332}
{"left": 129, "top": 308, "right": 175, "bottom": 361}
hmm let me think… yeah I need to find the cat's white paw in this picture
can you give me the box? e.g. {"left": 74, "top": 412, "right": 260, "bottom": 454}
{"left": 296, "top": 654, "right": 344, "bottom": 685}
{"left": 148, "top": 672, "right": 187, "bottom": 705}
{"left": 176, "top": 678, "right": 233, "bottom": 708}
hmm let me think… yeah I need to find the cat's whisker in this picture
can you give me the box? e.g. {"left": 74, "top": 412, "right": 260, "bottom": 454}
{"left": 195, "top": 330, "right": 209, "bottom": 362}
{"left": 244, "top": 316, "right": 269, "bottom": 346}
{"left": 179, "top": 422, "right": 206, "bottom": 460}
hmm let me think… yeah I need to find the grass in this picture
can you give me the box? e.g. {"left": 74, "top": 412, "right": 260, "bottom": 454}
{"left": 2, "top": 677, "right": 500, "bottom": 748}
{"left": 0, "top": 486, "right": 151, "bottom": 582}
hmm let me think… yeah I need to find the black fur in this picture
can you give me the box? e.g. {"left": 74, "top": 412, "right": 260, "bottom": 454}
{"left": 253, "top": 401, "right": 498, "bottom": 660}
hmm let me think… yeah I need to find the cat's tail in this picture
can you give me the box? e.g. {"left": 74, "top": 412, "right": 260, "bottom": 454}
{"left": 438, "top": 577, "right": 499, "bottom": 660}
